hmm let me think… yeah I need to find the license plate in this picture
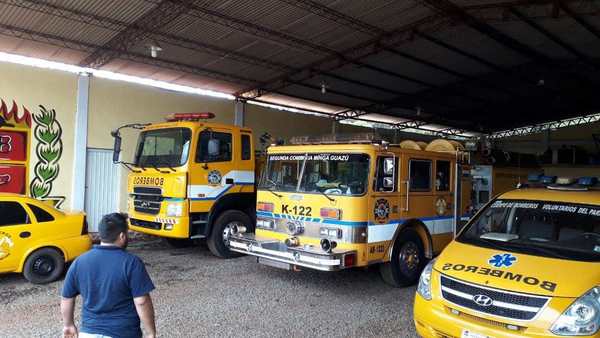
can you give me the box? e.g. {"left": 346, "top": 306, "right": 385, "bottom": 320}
{"left": 461, "top": 330, "right": 490, "bottom": 338}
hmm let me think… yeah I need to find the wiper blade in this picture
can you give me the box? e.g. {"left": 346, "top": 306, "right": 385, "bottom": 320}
{"left": 317, "top": 189, "right": 335, "bottom": 202}
{"left": 262, "top": 178, "right": 282, "bottom": 198}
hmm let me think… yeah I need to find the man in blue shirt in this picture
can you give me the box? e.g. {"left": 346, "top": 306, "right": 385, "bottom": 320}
{"left": 60, "top": 213, "right": 156, "bottom": 338}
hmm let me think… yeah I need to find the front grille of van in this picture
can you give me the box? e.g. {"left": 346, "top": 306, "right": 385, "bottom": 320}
{"left": 440, "top": 275, "right": 549, "bottom": 321}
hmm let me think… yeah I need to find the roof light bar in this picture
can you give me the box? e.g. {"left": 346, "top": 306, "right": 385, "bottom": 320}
{"left": 165, "top": 112, "right": 215, "bottom": 122}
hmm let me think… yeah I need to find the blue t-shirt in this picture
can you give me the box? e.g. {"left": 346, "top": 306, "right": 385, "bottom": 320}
{"left": 62, "top": 245, "right": 155, "bottom": 338}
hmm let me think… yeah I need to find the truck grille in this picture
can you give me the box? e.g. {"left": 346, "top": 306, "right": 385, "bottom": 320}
{"left": 132, "top": 186, "right": 163, "bottom": 215}
{"left": 440, "top": 275, "right": 549, "bottom": 321}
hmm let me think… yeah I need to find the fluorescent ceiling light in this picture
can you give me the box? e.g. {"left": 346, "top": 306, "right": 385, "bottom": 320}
{"left": 0, "top": 51, "right": 233, "bottom": 100}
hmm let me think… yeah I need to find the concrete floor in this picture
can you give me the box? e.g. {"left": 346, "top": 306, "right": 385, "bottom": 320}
{"left": 0, "top": 237, "right": 419, "bottom": 337}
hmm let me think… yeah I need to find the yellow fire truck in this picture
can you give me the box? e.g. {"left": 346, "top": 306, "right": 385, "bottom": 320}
{"left": 414, "top": 176, "right": 600, "bottom": 337}
{"left": 112, "top": 113, "right": 256, "bottom": 258}
{"left": 228, "top": 135, "right": 472, "bottom": 286}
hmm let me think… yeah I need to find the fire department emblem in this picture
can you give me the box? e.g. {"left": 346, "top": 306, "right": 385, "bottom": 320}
{"left": 435, "top": 197, "right": 447, "bottom": 216}
{"left": 0, "top": 231, "right": 14, "bottom": 260}
{"left": 374, "top": 199, "right": 390, "bottom": 223}
{"left": 207, "top": 170, "right": 222, "bottom": 185}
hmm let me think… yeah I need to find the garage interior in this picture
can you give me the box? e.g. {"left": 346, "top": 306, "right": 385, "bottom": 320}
{"left": 0, "top": 0, "right": 599, "bottom": 337}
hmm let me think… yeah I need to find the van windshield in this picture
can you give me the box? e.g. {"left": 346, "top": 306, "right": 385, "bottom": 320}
{"left": 260, "top": 153, "right": 369, "bottom": 196}
{"left": 458, "top": 199, "right": 600, "bottom": 262}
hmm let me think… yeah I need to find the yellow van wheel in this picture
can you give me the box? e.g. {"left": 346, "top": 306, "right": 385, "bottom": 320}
{"left": 380, "top": 228, "right": 426, "bottom": 287}
{"left": 23, "top": 247, "right": 65, "bottom": 284}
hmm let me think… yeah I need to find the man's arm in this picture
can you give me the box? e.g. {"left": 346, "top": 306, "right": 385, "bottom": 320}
{"left": 134, "top": 294, "right": 156, "bottom": 338}
{"left": 60, "top": 297, "right": 78, "bottom": 338}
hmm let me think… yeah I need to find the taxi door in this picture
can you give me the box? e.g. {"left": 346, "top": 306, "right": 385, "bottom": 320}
{"left": 367, "top": 154, "right": 401, "bottom": 262}
{"left": 0, "top": 201, "right": 32, "bottom": 272}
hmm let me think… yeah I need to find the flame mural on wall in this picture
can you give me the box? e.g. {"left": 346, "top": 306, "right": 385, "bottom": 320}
{"left": 0, "top": 99, "right": 65, "bottom": 207}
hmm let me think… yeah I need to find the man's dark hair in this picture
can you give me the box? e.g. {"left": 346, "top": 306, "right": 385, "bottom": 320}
{"left": 99, "top": 213, "right": 128, "bottom": 243}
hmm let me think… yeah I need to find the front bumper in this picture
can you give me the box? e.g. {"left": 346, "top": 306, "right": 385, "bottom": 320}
{"left": 129, "top": 214, "right": 190, "bottom": 239}
{"left": 229, "top": 233, "right": 356, "bottom": 271}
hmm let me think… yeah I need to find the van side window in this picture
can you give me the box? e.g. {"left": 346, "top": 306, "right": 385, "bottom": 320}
{"left": 28, "top": 204, "right": 55, "bottom": 223}
{"left": 436, "top": 160, "right": 451, "bottom": 191}
{"left": 375, "top": 156, "right": 396, "bottom": 192}
{"left": 0, "top": 202, "right": 30, "bottom": 226}
{"left": 196, "top": 131, "right": 232, "bottom": 163}
{"left": 241, "top": 134, "right": 251, "bottom": 160}
{"left": 409, "top": 159, "right": 432, "bottom": 191}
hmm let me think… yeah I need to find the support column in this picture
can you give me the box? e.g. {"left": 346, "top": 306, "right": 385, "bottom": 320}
{"left": 331, "top": 119, "right": 337, "bottom": 134}
{"left": 71, "top": 73, "right": 90, "bottom": 211}
{"left": 234, "top": 99, "right": 245, "bottom": 127}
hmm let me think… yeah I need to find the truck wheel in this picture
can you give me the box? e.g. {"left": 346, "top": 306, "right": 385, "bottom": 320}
{"left": 207, "top": 210, "right": 250, "bottom": 258}
{"left": 165, "top": 238, "right": 194, "bottom": 248}
{"left": 380, "top": 228, "right": 426, "bottom": 287}
{"left": 23, "top": 248, "right": 65, "bottom": 284}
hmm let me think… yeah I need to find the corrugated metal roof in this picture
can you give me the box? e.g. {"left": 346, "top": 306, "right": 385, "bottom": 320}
{"left": 0, "top": 0, "right": 597, "bottom": 133}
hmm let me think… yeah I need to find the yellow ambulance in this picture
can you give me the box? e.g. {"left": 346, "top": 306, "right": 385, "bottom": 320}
{"left": 228, "top": 135, "right": 472, "bottom": 286}
{"left": 414, "top": 176, "right": 600, "bottom": 337}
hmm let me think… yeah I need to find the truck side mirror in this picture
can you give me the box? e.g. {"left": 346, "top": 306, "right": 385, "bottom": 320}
{"left": 383, "top": 158, "right": 395, "bottom": 175}
{"left": 208, "top": 138, "right": 220, "bottom": 157}
{"left": 111, "top": 131, "right": 122, "bottom": 163}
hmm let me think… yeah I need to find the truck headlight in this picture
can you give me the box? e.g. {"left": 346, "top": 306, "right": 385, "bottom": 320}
{"left": 256, "top": 219, "right": 274, "bottom": 229}
{"left": 551, "top": 287, "right": 600, "bottom": 336}
{"left": 166, "top": 203, "right": 183, "bottom": 217}
{"left": 417, "top": 260, "right": 435, "bottom": 301}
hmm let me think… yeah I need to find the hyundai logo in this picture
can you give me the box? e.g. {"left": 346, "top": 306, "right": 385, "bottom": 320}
{"left": 472, "top": 294, "right": 493, "bottom": 307}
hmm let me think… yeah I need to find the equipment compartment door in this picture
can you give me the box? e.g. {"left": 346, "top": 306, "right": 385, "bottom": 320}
{"left": 367, "top": 155, "right": 401, "bottom": 262}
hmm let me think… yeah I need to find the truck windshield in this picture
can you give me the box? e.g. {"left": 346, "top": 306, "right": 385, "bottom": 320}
{"left": 260, "top": 153, "right": 369, "bottom": 196}
{"left": 134, "top": 128, "right": 191, "bottom": 167}
{"left": 458, "top": 199, "right": 600, "bottom": 262}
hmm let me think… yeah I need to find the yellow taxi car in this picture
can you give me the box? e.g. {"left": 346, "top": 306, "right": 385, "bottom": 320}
{"left": 414, "top": 176, "right": 600, "bottom": 337}
{"left": 0, "top": 193, "right": 91, "bottom": 284}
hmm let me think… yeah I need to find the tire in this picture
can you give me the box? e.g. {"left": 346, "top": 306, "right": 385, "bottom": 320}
{"left": 207, "top": 210, "right": 251, "bottom": 258}
{"left": 165, "top": 238, "right": 194, "bottom": 248}
{"left": 23, "top": 248, "right": 65, "bottom": 284}
{"left": 380, "top": 228, "right": 426, "bottom": 287}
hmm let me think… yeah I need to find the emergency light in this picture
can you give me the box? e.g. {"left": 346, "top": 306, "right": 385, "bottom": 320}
{"left": 165, "top": 112, "right": 215, "bottom": 122}
{"left": 578, "top": 177, "right": 598, "bottom": 186}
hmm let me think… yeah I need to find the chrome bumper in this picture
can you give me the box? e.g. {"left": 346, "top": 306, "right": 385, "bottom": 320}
{"left": 228, "top": 233, "right": 355, "bottom": 272}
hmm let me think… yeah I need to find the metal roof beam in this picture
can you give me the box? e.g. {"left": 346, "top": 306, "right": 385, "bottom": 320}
{"left": 509, "top": 7, "right": 600, "bottom": 71}
{"left": 381, "top": 46, "right": 519, "bottom": 99}
{"left": 80, "top": 0, "right": 194, "bottom": 68}
{"left": 278, "top": 0, "right": 385, "bottom": 36}
{"left": 0, "top": 23, "right": 257, "bottom": 86}
{"left": 185, "top": 2, "right": 336, "bottom": 55}
{"left": 421, "top": 0, "right": 553, "bottom": 62}
{"left": 489, "top": 112, "right": 600, "bottom": 138}
{"left": 413, "top": 29, "right": 558, "bottom": 93}
{"left": 3, "top": 0, "right": 297, "bottom": 73}
{"left": 560, "top": 1, "right": 600, "bottom": 41}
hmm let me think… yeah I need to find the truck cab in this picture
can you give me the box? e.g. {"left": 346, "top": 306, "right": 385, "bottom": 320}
{"left": 113, "top": 113, "right": 256, "bottom": 258}
{"left": 228, "top": 136, "right": 471, "bottom": 286}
